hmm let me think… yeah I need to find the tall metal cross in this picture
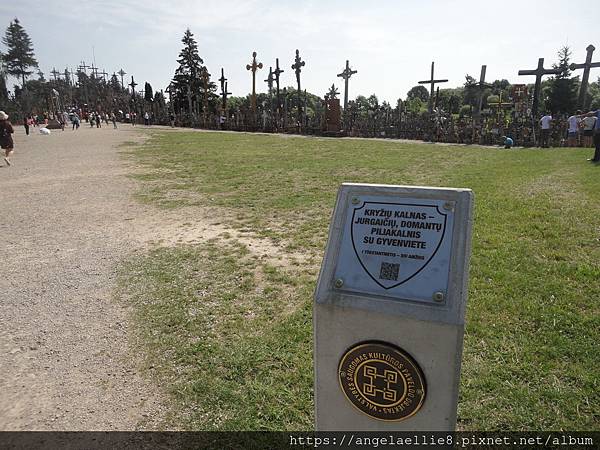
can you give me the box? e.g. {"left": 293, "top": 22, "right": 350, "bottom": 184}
{"left": 518, "top": 57, "right": 561, "bottom": 118}
{"left": 129, "top": 76, "right": 138, "bottom": 96}
{"left": 273, "top": 58, "right": 284, "bottom": 127}
{"left": 569, "top": 45, "right": 600, "bottom": 110}
{"left": 246, "top": 51, "right": 263, "bottom": 123}
{"left": 219, "top": 68, "right": 231, "bottom": 113}
{"left": 118, "top": 68, "right": 127, "bottom": 89}
{"left": 291, "top": 49, "right": 305, "bottom": 125}
{"left": 418, "top": 61, "right": 448, "bottom": 113}
{"left": 337, "top": 60, "right": 357, "bottom": 111}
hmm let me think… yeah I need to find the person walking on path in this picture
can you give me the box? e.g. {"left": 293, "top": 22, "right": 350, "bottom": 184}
{"left": 72, "top": 113, "right": 80, "bottom": 131}
{"left": 144, "top": 111, "right": 150, "bottom": 126}
{"left": 0, "top": 111, "right": 15, "bottom": 166}
{"left": 581, "top": 109, "right": 600, "bottom": 162}
{"left": 540, "top": 113, "right": 553, "bottom": 148}
{"left": 111, "top": 112, "right": 117, "bottom": 129}
{"left": 23, "top": 116, "right": 30, "bottom": 136}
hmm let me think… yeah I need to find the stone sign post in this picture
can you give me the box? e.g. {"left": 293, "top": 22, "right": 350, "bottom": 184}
{"left": 314, "top": 183, "right": 474, "bottom": 431}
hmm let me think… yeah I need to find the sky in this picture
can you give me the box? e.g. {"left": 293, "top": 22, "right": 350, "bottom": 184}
{"left": 0, "top": 0, "right": 597, "bottom": 104}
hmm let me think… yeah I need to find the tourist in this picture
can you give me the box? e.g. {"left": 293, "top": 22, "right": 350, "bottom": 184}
{"left": 111, "top": 112, "right": 117, "bottom": 129}
{"left": 503, "top": 135, "right": 514, "bottom": 149}
{"left": 72, "top": 113, "right": 80, "bottom": 130}
{"left": 96, "top": 112, "right": 101, "bottom": 128}
{"left": 0, "top": 111, "right": 15, "bottom": 167}
{"left": 144, "top": 111, "right": 150, "bottom": 126}
{"left": 23, "top": 115, "right": 30, "bottom": 136}
{"left": 581, "top": 113, "right": 597, "bottom": 148}
{"left": 539, "top": 113, "right": 553, "bottom": 148}
{"left": 566, "top": 112, "right": 581, "bottom": 147}
{"left": 169, "top": 112, "right": 175, "bottom": 127}
{"left": 581, "top": 109, "right": 600, "bottom": 162}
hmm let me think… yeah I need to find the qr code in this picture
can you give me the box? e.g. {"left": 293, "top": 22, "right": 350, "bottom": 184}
{"left": 379, "top": 262, "right": 400, "bottom": 281}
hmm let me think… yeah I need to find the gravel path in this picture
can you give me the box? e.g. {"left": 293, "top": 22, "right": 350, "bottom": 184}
{"left": 0, "top": 124, "right": 166, "bottom": 430}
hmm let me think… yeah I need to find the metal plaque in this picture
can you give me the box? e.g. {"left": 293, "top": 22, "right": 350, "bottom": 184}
{"left": 338, "top": 341, "right": 426, "bottom": 422}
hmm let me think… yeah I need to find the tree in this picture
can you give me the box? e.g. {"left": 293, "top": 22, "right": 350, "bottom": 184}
{"left": 0, "top": 52, "right": 8, "bottom": 101}
{"left": 144, "top": 82, "right": 153, "bottom": 103}
{"left": 406, "top": 85, "right": 429, "bottom": 102}
{"left": 2, "top": 18, "right": 38, "bottom": 87}
{"left": 547, "top": 46, "right": 578, "bottom": 114}
{"left": 171, "top": 29, "right": 205, "bottom": 116}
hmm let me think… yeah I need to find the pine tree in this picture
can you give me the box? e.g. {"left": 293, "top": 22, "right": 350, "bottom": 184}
{"left": 171, "top": 29, "right": 204, "bottom": 114}
{"left": 144, "top": 82, "right": 153, "bottom": 103}
{"left": 548, "top": 46, "right": 578, "bottom": 114}
{"left": 0, "top": 52, "right": 9, "bottom": 100}
{"left": 2, "top": 18, "right": 38, "bottom": 87}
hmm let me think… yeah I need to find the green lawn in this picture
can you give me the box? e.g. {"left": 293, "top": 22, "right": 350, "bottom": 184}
{"left": 119, "top": 130, "right": 600, "bottom": 430}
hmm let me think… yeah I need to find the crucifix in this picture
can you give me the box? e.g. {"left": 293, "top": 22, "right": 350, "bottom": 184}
{"left": 337, "top": 60, "right": 357, "bottom": 112}
{"left": 291, "top": 49, "right": 305, "bottom": 127}
{"left": 118, "top": 69, "right": 127, "bottom": 89}
{"left": 129, "top": 76, "right": 138, "bottom": 96}
{"left": 50, "top": 67, "right": 61, "bottom": 82}
{"left": 219, "top": 68, "right": 231, "bottom": 114}
{"left": 418, "top": 61, "right": 448, "bottom": 113}
{"left": 569, "top": 44, "right": 600, "bottom": 110}
{"left": 273, "top": 58, "right": 284, "bottom": 129}
{"left": 100, "top": 70, "right": 109, "bottom": 82}
{"left": 327, "top": 83, "right": 339, "bottom": 100}
{"left": 264, "top": 66, "right": 274, "bottom": 128}
{"left": 518, "top": 57, "right": 561, "bottom": 118}
{"left": 246, "top": 51, "right": 263, "bottom": 125}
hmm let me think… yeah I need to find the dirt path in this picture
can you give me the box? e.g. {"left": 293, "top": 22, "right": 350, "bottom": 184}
{"left": 0, "top": 124, "right": 170, "bottom": 430}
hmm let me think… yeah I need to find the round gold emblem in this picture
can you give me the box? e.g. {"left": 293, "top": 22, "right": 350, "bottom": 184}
{"left": 338, "top": 341, "right": 426, "bottom": 421}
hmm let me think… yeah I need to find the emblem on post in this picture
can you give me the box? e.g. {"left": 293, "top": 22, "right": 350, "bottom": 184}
{"left": 338, "top": 341, "right": 426, "bottom": 421}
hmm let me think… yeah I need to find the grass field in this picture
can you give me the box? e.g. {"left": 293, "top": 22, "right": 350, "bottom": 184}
{"left": 119, "top": 130, "right": 600, "bottom": 430}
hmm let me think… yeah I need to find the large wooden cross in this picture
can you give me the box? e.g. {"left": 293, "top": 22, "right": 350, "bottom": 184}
{"left": 129, "top": 76, "right": 138, "bottom": 96}
{"left": 78, "top": 61, "right": 90, "bottom": 75}
{"left": 473, "top": 65, "right": 492, "bottom": 118}
{"left": 570, "top": 45, "right": 600, "bottom": 109}
{"left": 264, "top": 67, "right": 275, "bottom": 126}
{"left": 273, "top": 58, "right": 284, "bottom": 126}
{"left": 219, "top": 68, "right": 231, "bottom": 113}
{"left": 246, "top": 51, "right": 263, "bottom": 123}
{"left": 291, "top": 49, "right": 305, "bottom": 125}
{"left": 337, "top": 59, "right": 357, "bottom": 111}
{"left": 418, "top": 61, "right": 448, "bottom": 113}
{"left": 118, "top": 69, "right": 127, "bottom": 89}
{"left": 518, "top": 57, "right": 561, "bottom": 117}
